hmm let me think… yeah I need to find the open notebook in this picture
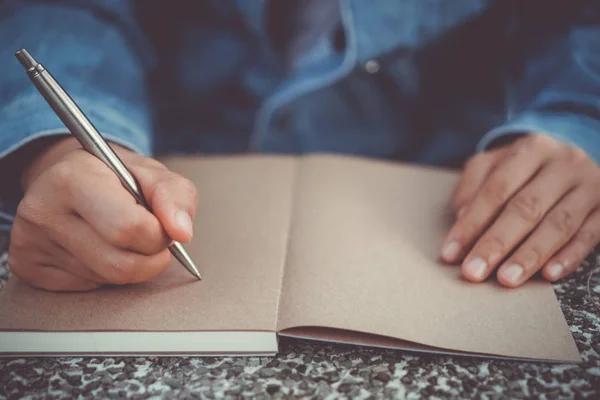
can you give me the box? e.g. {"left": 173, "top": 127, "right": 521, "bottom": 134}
{"left": 0, "top": 154, "right": 580, "bottom": 362}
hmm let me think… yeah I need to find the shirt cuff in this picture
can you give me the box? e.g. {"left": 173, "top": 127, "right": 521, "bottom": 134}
{"left": 476, "top": 111, "right": 600, "bottom": 164}
{"left": 0, "top": 88, "right": 152, "bottom": 159}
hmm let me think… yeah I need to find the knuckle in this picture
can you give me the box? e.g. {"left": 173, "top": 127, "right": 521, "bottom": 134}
{"left": 547, "top": 208, "right": 576, "bottom": 237}
{"left": 507, "top": 194, "right": 543, "bottom": 223}
{"left": 102, "top": 255, "right": 138, "bottom": 285}
{"left": 480, "top": 235, "right": 506, "bottom": 253}
{"left": 480, "top": 179, "right": 510, "bottom": 206}
{"left": 47, "top": 161, "right": 74, "bottom": 189}
{"left": 108, "top": 216, "right": 141, "bottom": 248}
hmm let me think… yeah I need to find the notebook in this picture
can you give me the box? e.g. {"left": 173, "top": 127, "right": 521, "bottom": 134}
{"left": 0, "top": 154, "right": 581, "bottom": 362}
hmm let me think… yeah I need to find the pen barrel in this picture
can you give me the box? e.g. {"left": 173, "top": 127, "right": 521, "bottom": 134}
{"left": 27, "top": 67, "right": 152, "bottom": 211}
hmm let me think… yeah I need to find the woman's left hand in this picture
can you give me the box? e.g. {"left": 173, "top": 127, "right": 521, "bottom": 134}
{"left": 441, "top": 133, "right": 600, "bottom": 287}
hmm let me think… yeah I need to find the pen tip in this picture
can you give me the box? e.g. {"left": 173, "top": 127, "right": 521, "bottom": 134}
{"left": 169, "top": 241, "right": 202, "bottom": 281}
{"left": 15, "top": 48, "right": 37, "bottom": 70}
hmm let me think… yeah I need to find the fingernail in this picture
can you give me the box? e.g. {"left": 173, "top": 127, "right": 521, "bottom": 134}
{"left": 501, "top": 264, "right": 524, "bottom": 284}
{"left": 175, "top": 210, "right": 193, "bottom": 237}
{"left": 546, "top": 263, "right": 564, "bottom": 280}
{"left": 442, "top": 241, "right": 462, "bottom": 261}
{"left": 465, "top": 257, "right": 488, "bottom": 280}
{"left": 457, "top": 206, "right": 467, "bottom": 219}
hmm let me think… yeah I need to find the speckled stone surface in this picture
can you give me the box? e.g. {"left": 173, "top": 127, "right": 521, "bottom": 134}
{"left": 0, "top": 233, "right": 599, "bottom": 399}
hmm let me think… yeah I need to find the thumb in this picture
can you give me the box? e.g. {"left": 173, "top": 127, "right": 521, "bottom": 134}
{"left": 131, "top": 164, "right": 199, "bottom": 243}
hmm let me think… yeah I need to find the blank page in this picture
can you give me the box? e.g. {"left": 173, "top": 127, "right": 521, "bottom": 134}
{"left": 276, "top": 154, "right": 580, "bottom": 362}
{"left": 0, "top": 156, "right": 295, "bottom": 334}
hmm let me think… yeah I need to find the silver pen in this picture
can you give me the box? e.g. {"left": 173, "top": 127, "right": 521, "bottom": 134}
{"left": 15, "top": 48, "right": 202, "bottom": 280}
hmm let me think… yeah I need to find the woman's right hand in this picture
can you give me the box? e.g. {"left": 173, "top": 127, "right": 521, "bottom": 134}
{"left": 8, "top": 137, "right": 199, "bottom": 291}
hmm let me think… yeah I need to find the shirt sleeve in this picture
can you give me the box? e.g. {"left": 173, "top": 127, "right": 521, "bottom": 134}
{"left": 0, "top": 1, "right": 155, "bottom": 227}
{"left": 477, "top": 6, "right": 600, "bottom": 164}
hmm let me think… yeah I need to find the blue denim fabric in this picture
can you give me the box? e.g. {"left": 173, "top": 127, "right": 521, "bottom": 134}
{"left": 1, "top": 0, "right": 600, "bottom": 227}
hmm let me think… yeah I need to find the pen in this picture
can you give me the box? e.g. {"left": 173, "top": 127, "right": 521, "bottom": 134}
{"left": 15, "top": 48, "right": 202, "bottom": 281}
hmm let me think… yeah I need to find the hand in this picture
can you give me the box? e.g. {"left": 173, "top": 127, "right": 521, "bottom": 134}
{"left": 440, "top": 133, "right": 600, "bottom": 287}
{"left": 8, "top": 137, "right": 199, "bottom": 291}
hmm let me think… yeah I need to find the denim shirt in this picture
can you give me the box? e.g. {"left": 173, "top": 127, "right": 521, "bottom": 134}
{"left": 1, "top": 0, "right": 600, "bottom": 229}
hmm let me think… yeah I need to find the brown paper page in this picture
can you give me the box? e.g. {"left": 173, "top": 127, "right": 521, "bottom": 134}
{"left": 276, "top": 154, "right": 580, "bottom": 362}
{"left": 0, "top": 156, "right": 295, "bottom": 335}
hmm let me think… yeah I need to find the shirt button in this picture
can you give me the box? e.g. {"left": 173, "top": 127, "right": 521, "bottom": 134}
{"left": 364, "top": 59, "right": 380, "bottom": 74}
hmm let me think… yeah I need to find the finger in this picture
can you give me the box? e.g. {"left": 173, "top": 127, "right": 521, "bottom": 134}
{"left": 441, "top": 135, "right": 556, "bottom": 263}
{"left": 8, "top": 240, "right": 100, "bottom": 291}
{"left": 494, "top": 186, "right": 594, "bottom": 287}
{"left": 49, "top": 157, "right": 170, "bottom": 255}
{"left": 11, "top": 264, "right": 102, "bottom": 292}
{"left": 9, "top": 216, "right": 106, "bottom": 283}
{"left": 542, "top": 208, "right": 600, "bottom": 282}
{"left": 133, "top": 166, "right": 199, "bottom": 243}
{"left": 44, "top": 240, "right": 108, "bottom": 283}
{"left": 451, "top": 148, "right": 506, "bottom": 216}
{"left": 460, "top": 161, "right": 580, "bottom": 282}
{"left": 38, "top": 212, "right": 173, "bottom": 285}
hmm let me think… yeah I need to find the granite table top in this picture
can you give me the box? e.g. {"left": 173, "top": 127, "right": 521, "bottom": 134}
{"left": 0, "top": 234, "right": 599, "bottom": 399}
